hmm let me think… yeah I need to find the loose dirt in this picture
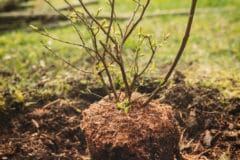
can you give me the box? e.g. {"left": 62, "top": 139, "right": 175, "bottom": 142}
{"left": 0, "top": 77, "right": 239, "bottom": 160}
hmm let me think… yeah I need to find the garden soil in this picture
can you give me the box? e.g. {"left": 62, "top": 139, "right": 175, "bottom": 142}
{"left": 0, "top": 77, "right": 239, "bottom": 160}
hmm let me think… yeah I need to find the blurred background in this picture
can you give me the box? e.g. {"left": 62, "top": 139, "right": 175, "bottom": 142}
{"left": 0, "top": 0, "right": 239, "bottom": 104}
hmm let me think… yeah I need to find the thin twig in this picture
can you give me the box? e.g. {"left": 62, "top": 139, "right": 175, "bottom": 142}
{"left": 123, "top": 1, "right": 141, "bottom": 43}
{"left": 43, "top": 43, "right": 92, "bottom": 74}
{"left": 130, "top": 36, "right": 157, "bottom": 90}
{"left": 54, "top": 0, "right": 96, "bottom": 58}
{"left": 58, "top": 0, "right": 98, "bottom": 11}
{"left": 119, "top": 0, "right": 150, "bottom": 51}
{"left": 138, "top": 36, "right": 157, "bottom": 77}
{"left": 43, "top": 0, "right": 96, "bottom": 54}
{"left": 105, "top": 0, "right": 115, "bottom": 44}
{"left": 73, "top": 0, "right": 119, "bottom": 100}
{"left": 99, "top": 40, "right": 120, "bottom": 64}
{"left": 39, "top": 31, "right": 95, "bottom": 52}
{"left": 114, "top": 0, "right": 150, "bottom": 100}
{"left": 98, "top": 71, "right": 110, "bottom": 97}
{"left": 78, "top": 0, "right": 117, "bottom": 45}
{"left": 42, "top": 99, "right": 62, "bottom": 109}
{"left": 92, "top": 33, "right": 118, "bottom": 100}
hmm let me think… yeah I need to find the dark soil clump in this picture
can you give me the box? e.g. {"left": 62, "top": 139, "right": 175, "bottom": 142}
{"left": 161, "top": 79, "right": 240, "bottom": 160}
{"left": 81, "top": 92, "right": 180, "bottom": 160}
{"left": 0, "top": 98, "right": 89, "bottom": 160}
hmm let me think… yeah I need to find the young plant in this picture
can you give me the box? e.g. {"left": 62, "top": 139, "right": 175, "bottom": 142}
{"left": 39, "top": 1, "right": 198, "bottom": 159}
{"left": 40, "top": 0, "right": 197, "bottom": 107}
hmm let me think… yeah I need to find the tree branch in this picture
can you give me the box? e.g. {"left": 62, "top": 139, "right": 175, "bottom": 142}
{"left": 143, "top": 0, "right": 198, "bottom": 106}
{"left": 42, "top": 43, "right": 92, "bottom": 74}
{"left": 119, "top": 0, "right": 150, "bottom": 51}
{"left": 78, "top": 0, "right": 117, "bottom": 45}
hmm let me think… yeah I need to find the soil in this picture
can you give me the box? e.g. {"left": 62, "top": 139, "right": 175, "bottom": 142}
{"left": 81, "top": 92, "right": 180, "bottom": 160}
{"left": 0, "top": 76, "right": 240, "bottom": 160}
{"left": 0, "top": 98, "right": 89, "bottom": 160}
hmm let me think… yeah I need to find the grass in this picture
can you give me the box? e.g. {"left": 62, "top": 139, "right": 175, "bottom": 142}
{"left": 0, "top": 0, "right": 240, "bottom": 112}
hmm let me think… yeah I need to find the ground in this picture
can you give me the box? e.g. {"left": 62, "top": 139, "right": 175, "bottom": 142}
{"left": 0, "top": 76, "right": 239, "bottom": 160}
{"left": 0, "top": 0, "right": 240, "bottom": 159}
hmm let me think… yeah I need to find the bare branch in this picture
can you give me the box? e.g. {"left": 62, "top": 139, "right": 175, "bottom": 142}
{"left": 119, "top": 0, "right": 150, "bottom": 51}
{"left": 42, "top": 43, "right": 92, "bottom": 74}
{"left": 58, "top": 0, "right": 98, "bottom": 11}
{"left": 138, "top": 37, "right": 157, "bottom": 77}
{"left": 130, "top": 35, "right": 157, "bottom": 90}
{"left": 90, "top": 30, "right": 118, "bottom": 100}
{"left": 39, "top": 31, "right": 96, "bottom": 53}
{"left": 99, "top": 40, "right": 120, "bottom": 64}
{"left": 78, "top": 0, "right": 117, "bottom": 45}
{"left": 44, "top": 0, "right": 96, "bottom": 56}
{"left": 118, "top": 59, "right": 131, "bottom": 100}
{"left": 108, "top": 0, "right": 150, "bottom": 100}
{"left": 98, "top": 71, "right": 111, "bottom": 97}
{"left": 143, "top": 0, "right": 198, "bottom": 106}
{"left": 123, "top": 1, "right": 141, "bottom": 41}
{"left": 105, "top": 0, "right": 115, "bottom": 44}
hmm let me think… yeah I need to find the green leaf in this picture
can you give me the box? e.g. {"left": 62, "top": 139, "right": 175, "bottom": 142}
{"left": 124, "top": 106, "right": 130, "bottom": 113}
{"left": 29, "top": 25, "right": 39, "bottom": 31}
{"left": 74, "top": 107, "right": 81, "bottom": 113}
{"left": 13, "top": 89, "right": 24, "bottom": 103}
{"left": 0, "top": 94, "right": 6, "bottom": 110}
{"left": 117, "top": 102, "right": 124, "bottom": 109}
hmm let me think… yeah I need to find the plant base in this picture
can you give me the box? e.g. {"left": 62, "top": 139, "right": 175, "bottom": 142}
{"left": 81, "top": 92, "right": 181, "bottom": 160}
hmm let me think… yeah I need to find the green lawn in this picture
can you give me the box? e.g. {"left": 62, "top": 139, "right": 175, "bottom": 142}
{"left": 0, "top": 0, "right": 239, "bottom": 111}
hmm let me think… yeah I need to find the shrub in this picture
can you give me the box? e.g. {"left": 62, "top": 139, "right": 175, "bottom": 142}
{"left": 40, "top": 0, "right": 197, "bottom": 107}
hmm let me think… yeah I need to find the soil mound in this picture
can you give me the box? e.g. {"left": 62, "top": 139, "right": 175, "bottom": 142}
{"left": 81, "top": 92, "right": 180, "bottom": 160}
